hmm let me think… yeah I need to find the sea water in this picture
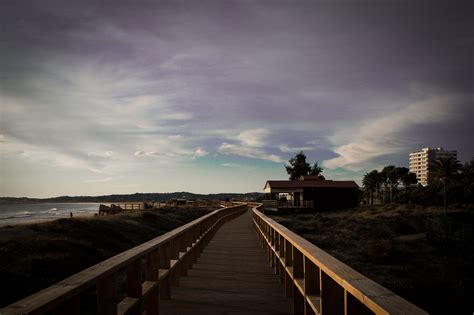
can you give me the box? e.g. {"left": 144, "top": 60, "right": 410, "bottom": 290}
{"left": 0, "top": 203, "right": 104, "bottom": 226}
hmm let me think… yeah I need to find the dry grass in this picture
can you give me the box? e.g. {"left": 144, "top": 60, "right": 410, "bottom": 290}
{"left": 269, "top": 204, "right": 474, "bottom": 315}
{"left": 0, "top": 207, "right": 213, "bottom": 307}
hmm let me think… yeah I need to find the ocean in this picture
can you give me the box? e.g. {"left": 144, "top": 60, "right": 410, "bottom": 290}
{"left": 0, "top": 203, "right": 104, "bottom": 226}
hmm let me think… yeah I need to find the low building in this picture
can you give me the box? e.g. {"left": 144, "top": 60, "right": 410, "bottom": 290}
{"left": 409, "top": 147, "right": 457, "bottom": 186}
{"left": 263, "top": 175, "right": 359, "bottom": 211}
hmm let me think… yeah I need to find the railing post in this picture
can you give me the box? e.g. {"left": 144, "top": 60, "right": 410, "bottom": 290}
{"left": 293, "top": 247, "right": 304, "bottom": 315}
{"left": 179, "top": 233, "right": 188, "bottom": 277}
{"left": 321, "top": 271, "right": 344, "bottom": 315}
{"left": 304, "top": 257, "right": 320, "bottom": 315}
{"left": 279, "top": 234, "right": 285, "bottom": 284}
{"left": 96, "top": 273, "right": 117, "bottom": 315}
{"left": 284, "top": 239, "right": 293, "bottom": 298}
{"left": 159, "top": 242, "right": 171, "bottom": 300}
{"left": 145, "top": 250, "right": 160, "bottom": 315}
{"left": 275, "top": 231, "right": 280, "bottom": 276}
{"left": 170, "top": 239, "right": 180, "bottom": 286}
{"left": 126, "top": 259, "right": 142, "bottom": 315}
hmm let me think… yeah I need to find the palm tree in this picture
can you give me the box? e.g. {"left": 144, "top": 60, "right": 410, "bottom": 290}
{"left": 430, "top": 157, "right": 462, "bottom": 215}
{"left": 363, "top": 170, "right": 381, "bottom": 205}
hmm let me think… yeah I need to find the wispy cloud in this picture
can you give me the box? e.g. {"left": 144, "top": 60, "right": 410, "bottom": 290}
{"left": 278, "top": 144, "right": 315, "bottom": 153}
{"left": 218, "top": 142, "right": 283, "bottom": 163}
{"left": 323, "top": 94, "right": 464, "bottom": 171}
{"left": 237, "top": 128, "right": 269, "bottom": 147}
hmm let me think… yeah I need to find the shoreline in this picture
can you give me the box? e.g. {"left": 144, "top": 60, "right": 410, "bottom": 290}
{"left": 0, "top": 212, "right": 98, "bottom": 227}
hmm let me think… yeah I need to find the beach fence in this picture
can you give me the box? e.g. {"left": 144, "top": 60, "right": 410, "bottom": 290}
{"left": 98, "top": 200, "right": 234, "bottom": 215}
{"left": 98, "top": 202, "right": 149, "bottom": 215}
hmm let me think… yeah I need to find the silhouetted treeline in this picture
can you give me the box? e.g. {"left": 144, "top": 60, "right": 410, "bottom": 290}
{"left": 363, "top": 158, "right": 474, "bottom": 206}
{"left": 0, "top": 192, "right": 263, "bottom": 204}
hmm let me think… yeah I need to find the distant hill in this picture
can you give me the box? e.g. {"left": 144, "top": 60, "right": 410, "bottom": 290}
{"left": 0, "top": 192, "right": 263, "bottom": 204}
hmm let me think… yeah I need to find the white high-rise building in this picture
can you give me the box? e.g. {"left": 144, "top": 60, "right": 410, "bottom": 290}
{"left": 409, "top": 147, "right": 458, "bottom": 186}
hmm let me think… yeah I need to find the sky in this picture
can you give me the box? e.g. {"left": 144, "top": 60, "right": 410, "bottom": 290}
{"left": 1, "top": 0, "right": 473, "bottom": 197}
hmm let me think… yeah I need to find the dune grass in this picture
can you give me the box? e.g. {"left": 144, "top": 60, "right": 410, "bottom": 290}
{"left": 0, "top": 207, "right": 213, "bottom": 307}
{"left": 268, "top": 204, "right": 474, "bottom": 315}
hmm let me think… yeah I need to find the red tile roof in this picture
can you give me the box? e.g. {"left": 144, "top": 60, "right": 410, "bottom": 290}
{"left": 265, "top": 180, "right": 359, "bottom": 189}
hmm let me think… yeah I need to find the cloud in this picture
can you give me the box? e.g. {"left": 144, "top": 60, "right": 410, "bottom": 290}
{"left": 216, "top": 128, "right": 285, "bottom": 162}
{"left": 134, "top": 150, "right": 161, "bottom": 157}
{"left": 83, "top": 177, "right": 115, "bottom": 183}
{"left": 1, "top": 135, "right": 107, "bottom": 174}
{"left": 193, "top": 147, "right": 208, "bottom": 159}
{"left": 218, "top": 142, "right": 283, "bottom": 163}
{"left": 160, "top": 112, "right": 193, "bottom": 121}
{"left": 221, "top": 163, "right": 241, "bottom": 167}
{"left": 237, "top": 128, "right": 269, "bottom": 147}
{"left": 278, "top": 144, "right": 315, "bottom": 153}
{"left": 88, "top": 151, "right": 114, "bottom": 158}
{"left": 323, "top": 94, "right": 463, "bottom": 171}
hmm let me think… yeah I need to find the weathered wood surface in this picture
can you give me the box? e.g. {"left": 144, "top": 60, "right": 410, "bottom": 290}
{"left": 253, "top": 205, "right": 428, "bottom": 315}
{"left": 160, "top": 209, "right": 292, "bottom": 314}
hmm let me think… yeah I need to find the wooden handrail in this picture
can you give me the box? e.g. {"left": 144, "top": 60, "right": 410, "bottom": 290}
{"left": 1, "top": 204, "right": 248, "bottom": 315}
{"left": 251, "top": 203, "right": 428, "bottom": 315}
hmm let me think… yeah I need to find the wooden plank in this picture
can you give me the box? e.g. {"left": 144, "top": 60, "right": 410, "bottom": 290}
{"left": 160, "top": 209, "right": 292, "bottom": 314}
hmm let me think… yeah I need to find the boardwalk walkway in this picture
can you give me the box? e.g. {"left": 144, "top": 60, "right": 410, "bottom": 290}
{"left": 160, "top": 209, "right": 293, "bottom": 314}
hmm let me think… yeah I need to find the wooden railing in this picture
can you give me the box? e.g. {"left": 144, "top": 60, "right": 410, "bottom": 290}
{"left": 1, "top": 204, "right": 247, "bottom": 315}
{"left": 252, "top": 204, "right": 427, "bottom": 315}
{"left": 112, "top": 203, "right": 146, "bottom": 210}
{"left": 262, "top": 199, "right": 314, "bottom": 208}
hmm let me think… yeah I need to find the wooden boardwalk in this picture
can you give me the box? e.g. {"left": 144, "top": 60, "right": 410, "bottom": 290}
{"left": 2, "top": 204, "right": 427, "bottom": 315}
{"left": 160, "top": 209, "right": 293, "bottom": 314}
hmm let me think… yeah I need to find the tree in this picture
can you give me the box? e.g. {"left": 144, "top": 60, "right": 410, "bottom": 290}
{"left": 285, "top": 151, "right": 323, "bottom": 180}
{"left": 381, "top": 166, "right": 398, "bottom": 203}
{"left": 380, "top": 166, "right": 414, "bottom": 203}
{"left": 401, "top": 170, "right": 417, "bottom": 187}
{"left": 363, "top": 170, "right": 379, "bottom": 205}
{"left": 430, "top": 157, "right": 462, "bottom": 215}
{"left": 310, "top": 162, "right": 323, "bottom": 176}
{"left": 400, "top": 170, "right": 417, "bottom": 203}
